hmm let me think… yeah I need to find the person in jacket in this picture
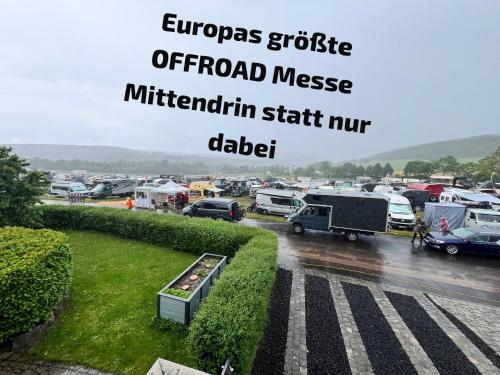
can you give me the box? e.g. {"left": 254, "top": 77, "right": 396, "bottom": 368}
{"left": 439, "top": 216, "right": 449, "bottom": 233}
{"left": 411, "top": 217, "right": 427, "bottom": 245}
{"left": 125, "top": 196, "right": 134, "bottom": 210}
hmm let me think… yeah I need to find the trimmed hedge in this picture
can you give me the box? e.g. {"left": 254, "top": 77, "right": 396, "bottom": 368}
{"left": 41, "top": 205, "right": 257, "bottom": 257}
{"left": 40, "top": 205, "right": 278, "bottom": 374}
{"left": 188, "top": 232, "right": 277, "bottom": 374}
{"left": 0, "top": 227, "right": 72, "bottom": 343}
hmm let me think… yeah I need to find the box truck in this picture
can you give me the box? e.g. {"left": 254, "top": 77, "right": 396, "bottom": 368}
{"left": 287, "top": 189, "right": 389, "bottom": 241}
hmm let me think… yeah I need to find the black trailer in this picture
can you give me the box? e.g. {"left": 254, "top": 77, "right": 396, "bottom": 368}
{"left": 288, "top": 189, "right": 389, "bottom": 241}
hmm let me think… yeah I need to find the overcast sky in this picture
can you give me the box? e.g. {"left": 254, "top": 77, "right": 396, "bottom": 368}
{"left": 1, "top": 0, "right": 499, "bottom": 163}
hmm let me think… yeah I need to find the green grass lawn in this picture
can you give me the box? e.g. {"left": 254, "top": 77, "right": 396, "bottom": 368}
{"left": 31, "top": 230, "right": 197, "bottom": 375}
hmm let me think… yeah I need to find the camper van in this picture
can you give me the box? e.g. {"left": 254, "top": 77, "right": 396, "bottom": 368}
{"left": 465, "top": 209, "right": 500, "bottom": 230}
{"left": 383, "top": 194, "right": 416, "bottom": 229}
{"left": 255, "top": 189, "right": 304, "bottom": 216}
{"left": 288, "top": 190, "right": 389, "bottom": 241}
{"left": 50, "top": 182, "right": 89, "bottom": 197}
{"left": 88, "top": 179, "right": 137, "bottom": 199}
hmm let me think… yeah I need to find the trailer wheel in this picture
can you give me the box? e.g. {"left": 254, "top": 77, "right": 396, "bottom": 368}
{"left": 344, "top": 232, "right": 359, "bottom": 242}
{"left": 262, "top": 209, "right": 269, "bottom": 215}
{"left": 292, "top": 223, "right": 304, "bottom": 234}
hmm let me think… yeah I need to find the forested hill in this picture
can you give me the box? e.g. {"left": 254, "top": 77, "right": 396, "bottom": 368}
{"left": 359, "top": 135, "right": 500, "bottom": 162}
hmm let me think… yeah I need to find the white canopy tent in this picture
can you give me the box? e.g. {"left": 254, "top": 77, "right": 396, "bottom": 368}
{"left": 152, "top": 180, "right": 189, "bottom": 194}
{"left": 150, "top": 180, "right": 190, "bottom": 209}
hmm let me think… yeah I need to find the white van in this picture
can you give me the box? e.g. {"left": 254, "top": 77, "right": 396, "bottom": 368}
{"left": 465, "top": 209, "right": 500, "bottom": 230}
{"left": 383, "top": 193, "right": 416, "bottom": 229}
{"left": 255, "top": 189, "right": 304, "bottom": 216}
{"left": 374, "top": 185, "right": 396, "bottom": 194}
{"left": 50, "top": 182, "right": 89, "bottom": 197}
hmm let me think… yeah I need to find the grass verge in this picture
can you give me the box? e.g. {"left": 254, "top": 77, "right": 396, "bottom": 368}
{"left": 31, "top": 230, "right": 197, "bottom": 375}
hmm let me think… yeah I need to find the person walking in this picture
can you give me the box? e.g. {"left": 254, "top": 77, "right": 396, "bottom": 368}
{"left": 411, "top": 217, "right": 427, "bottom": 245}
{"left": 125, "top": 196, "right": 134, "bottom": 210}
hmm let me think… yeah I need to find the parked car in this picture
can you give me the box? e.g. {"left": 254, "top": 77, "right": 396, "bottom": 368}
{"left": 383, "top": 193, "right": 416, "bottom": 230}
{"left": 288, "top": 190, "right": 389, "bottom": 241}
{"left": 424, "top": 228, "right": 500, "bottom": 256}
{"left": 50, "top": 182, "right": 89, "bottom": 197}
{"left": 255, "top": 189, "right": 303, "bottom": 216}
{"left": 465, "top": 209, "right": 500, "bottom": 230}
{"left": 182, "top": 198, "right": 242, "bottom": 221}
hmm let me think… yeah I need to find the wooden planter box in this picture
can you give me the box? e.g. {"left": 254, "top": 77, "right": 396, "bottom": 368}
{"left": 157, "top": 253, "right": 227, "bottom": 325}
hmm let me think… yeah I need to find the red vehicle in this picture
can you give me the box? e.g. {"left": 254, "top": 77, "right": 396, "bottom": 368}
{"left": 407, "top": 183, "right": 444, "bottom": 202}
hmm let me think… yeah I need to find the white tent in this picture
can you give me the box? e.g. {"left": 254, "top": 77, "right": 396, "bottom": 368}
{"left": 151, "top": 180, "right": 189, "bottom": 208}
{"left": 152, "top": 180, "right": 189, "bottom": 194}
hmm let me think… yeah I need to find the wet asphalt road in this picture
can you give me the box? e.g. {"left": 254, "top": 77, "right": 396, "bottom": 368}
{"left": 243, "top": 219, "right": 500, "bottom": 306}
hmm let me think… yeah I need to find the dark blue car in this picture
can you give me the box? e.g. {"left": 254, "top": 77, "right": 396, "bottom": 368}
{"left": 424, "top": 228, "right": 500, "bottom": 256}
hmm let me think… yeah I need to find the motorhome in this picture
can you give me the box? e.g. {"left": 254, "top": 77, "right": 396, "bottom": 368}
{"left": 287, "top": 190, "right": 389, "bottom": 241}
{"left": 255, "top": 189, "right": 304, "bottom": 216}
{"left": 50, "top": 182, "right": 89, "bottom": 197}
{"left": 88, "top": 179, "right": 137, "bottom": 199}
{"left": 383, "top": 193, "right": 416, "bottom": 229}
{"left": 465, "top": 208, "right": 500, "bottom": 231}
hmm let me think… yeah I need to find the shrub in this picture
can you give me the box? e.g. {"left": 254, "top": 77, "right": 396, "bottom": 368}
{"left": 188, "top": 232, "right": 277, "bottom": 374}
{"left": 40, "top": 205, "right": 278, "bottom": 374}
{"left": 40, "top": 205, "right": 257, "bottom": 257}
{"left": 0, "top": 227, "right": 72, "bottom": 343}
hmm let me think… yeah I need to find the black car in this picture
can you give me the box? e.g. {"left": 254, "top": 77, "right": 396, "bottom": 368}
{"left": 424, "top": 228, "right": 500, "bottom": 256}
{"left": 182, "top": 198, "right": 242, "bottom": 221}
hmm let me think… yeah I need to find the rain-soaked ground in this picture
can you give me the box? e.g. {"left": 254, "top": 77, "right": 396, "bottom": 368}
{"left": 243, "top": 219, "right": 500, "bottom": 307}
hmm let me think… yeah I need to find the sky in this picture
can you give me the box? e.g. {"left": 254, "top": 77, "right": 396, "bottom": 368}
{"left": 1, "top": 0, "right": 499, "bottom": 163}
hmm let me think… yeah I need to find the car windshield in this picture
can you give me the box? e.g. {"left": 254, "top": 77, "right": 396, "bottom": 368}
{"left": 389, "top": 203, "right": 412, "bottom": 214}
{"left": 478, "top": 213, "right": 500, "bottom": 223}
{"left": 450, "top": 228, "right": 475, "bottom": 239}
{"left": 71, "top": 184, "right": 87, "bottom": 192}
{"left": 91, "top": 183, "right": 105, "bottom": 192}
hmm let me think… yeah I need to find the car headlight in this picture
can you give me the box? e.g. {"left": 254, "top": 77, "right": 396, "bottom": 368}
{"left": 435, "top": 240, "right": 445, "bottom": 244}
{"left": 482, "top": 225, "right": 488, "bottom": 229}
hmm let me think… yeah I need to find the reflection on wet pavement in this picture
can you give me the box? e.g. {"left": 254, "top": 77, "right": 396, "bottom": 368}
{"left": 243, "top": 219, "right": 500, "bottom": 306}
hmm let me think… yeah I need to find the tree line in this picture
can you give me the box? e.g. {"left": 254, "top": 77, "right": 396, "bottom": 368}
{"left": 20, "top": 146, "right": 500, "bottom": 182}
